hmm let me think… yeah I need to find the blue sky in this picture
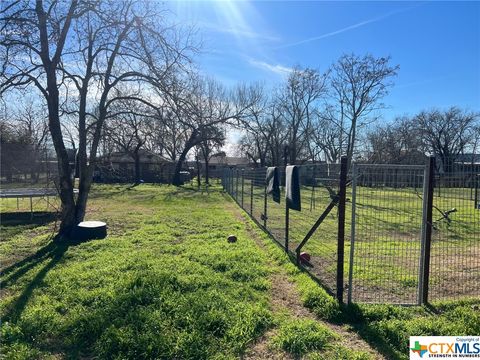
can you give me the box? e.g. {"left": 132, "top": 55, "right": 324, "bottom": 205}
{"left": 170, "top": 1, "right": 479, "bottom": 120}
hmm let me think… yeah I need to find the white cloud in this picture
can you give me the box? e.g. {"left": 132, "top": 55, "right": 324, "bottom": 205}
{"left": 276, "top": 4, "right": 422, "bottom": 49}
{"left": 248, "top": 58, "right": 293, "bottom": 75}
{"left": 198, "top": 21, "right": 280, "bottom": 42}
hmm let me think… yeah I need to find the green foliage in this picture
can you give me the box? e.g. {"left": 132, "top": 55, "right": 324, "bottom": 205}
{"left": 271, "top": 319, "right": 336, "bottom": 356}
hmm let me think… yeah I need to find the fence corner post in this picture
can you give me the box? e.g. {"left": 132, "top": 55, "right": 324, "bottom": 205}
{"left": 419, "top": 155, "right": 435, "bottom": 305}
{"left": 337, "top": 156, "right": 348, "bottom": 303}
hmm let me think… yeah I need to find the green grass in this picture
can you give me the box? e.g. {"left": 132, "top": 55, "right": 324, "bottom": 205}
{"left": 1, "top": 183, "right": 478, "bottom": 360}
{"left": 1, "top": 185, "right": 273, "bottom": 359}
{"left": 270, "top": 318, "right": 336, "bottom": 356}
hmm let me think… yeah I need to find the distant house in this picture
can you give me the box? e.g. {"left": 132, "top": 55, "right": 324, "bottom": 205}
{"left": 187, "top": 153, "right": 251, "bottom": 179}
{"left": 95, "top": 150, "right": 175, "bottom": 183}
{"left": 208, "top": 154, "right": 250, "bottom": 169}
{"left": 452, "top": 153, "right": 480, "bottom": 173}
{"left": 434, "top": 153, "right": 480, "bottom": 174}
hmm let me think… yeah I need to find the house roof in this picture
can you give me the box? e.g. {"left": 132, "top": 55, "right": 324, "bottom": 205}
{"left": 453, "top": 153, "right": 480, "bottom": 165}
{"left": 105, "top": 150, "right": 173, "bottom": 164}
{"left": 208, "top": 155, "right": 250, "bottom": 166}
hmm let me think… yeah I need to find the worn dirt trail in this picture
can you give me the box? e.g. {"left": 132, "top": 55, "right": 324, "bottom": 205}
{"left": 223, "top": 200, "right": 384, "bottom": 359}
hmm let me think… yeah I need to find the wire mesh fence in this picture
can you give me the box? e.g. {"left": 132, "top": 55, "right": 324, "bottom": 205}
{"left": 429, "top": 164, "right": 480, "bottom": 301}
{"left": 223, "top": 158, "right": 480, "bottom": 305}
{"left": 290, "top": 164, "right": 343, "bottom": 296}
{"left": 348, "top": 164, "right": 425, "bottom": 304}
{"left": 224, "top": 162, "right": 346, "bottom": 299}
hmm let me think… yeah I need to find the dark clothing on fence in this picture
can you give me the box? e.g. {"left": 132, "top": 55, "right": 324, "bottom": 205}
{"left": 286, "top": 165, "right": 301, "bottom": 211}
{"left": 266, "top": 167, "right": 280, "bottom": 203}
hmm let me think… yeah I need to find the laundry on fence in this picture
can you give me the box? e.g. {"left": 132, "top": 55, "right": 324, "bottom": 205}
{"left": 285, "top": 165, "right": 301, "bottom": 211}
{"left": 266, "top": 167, "right": 281, "bottom": 203}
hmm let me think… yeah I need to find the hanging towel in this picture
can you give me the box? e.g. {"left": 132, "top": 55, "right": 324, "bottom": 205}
{"left": 266, "top": 167, "right": 280, "bottom": 203}
{"left": 285, "top": 165, "right": 301, "bottom": 211}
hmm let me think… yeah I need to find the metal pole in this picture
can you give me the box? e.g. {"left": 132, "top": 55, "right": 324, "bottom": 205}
{"left": 474, "top": 174, "right": 478, "bottom": 209}
{"left": 347, "top": 163, "right": 358, "bottom": 304}
{"left": 285, "top": 205, "right": 289, "bottom": 253}
{"left": 336, "top": 156, "right": 348, "bottom": 303}
{"left": 30, "top": 196, "right": 33, "bottom": 220}
{"left": 236, "top": 169, "right": 239, "bottom": 202}
{"left": 419, "top": 156, "right": 435, "bottom": 304}
{"left": 263, "top": 178, "right": 267, "bottom": 228}
{"left": 250, "top": 178, "right": 253, "bottom": 215}
{"left": 241, "top": 170, "right": 245, "bottom": 208}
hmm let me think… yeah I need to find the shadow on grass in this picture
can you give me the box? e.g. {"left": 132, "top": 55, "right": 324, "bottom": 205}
{"left": 0, "top": 211, "right": 57, "bottom": 227}
{"left": 1, "top": 238, "right": 70, "bottom": 322}
{"left": 0, "top": 211, "right": 58, "bottom": 244}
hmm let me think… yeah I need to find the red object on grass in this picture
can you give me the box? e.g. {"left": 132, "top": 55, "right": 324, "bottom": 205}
{"left": 299, "top": 252, "right": 311, "bottom": 263}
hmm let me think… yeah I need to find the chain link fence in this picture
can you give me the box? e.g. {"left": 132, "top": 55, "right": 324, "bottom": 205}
{"left": 223, "top": 157, "right": 480, "bottom": 304}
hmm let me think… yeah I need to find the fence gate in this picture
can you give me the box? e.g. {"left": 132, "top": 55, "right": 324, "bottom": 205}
{"left": 348, "top": 164, "right": 427, "bottom": 304}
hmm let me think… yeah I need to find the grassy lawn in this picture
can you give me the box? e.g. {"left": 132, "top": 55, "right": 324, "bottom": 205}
{"left": 1, "top": 184, "right": 479, "bottom": 359}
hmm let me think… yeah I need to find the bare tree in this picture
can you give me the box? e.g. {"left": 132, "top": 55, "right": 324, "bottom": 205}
{"left": 365, "top": 117, "right": 424, "bottom": 164}
{"left": 10, "top": 98, "right": 50, "bottom": 181}
{"left": 199, "top": 129, "right": 225, "bottom": 184}
{"left": 103, "top": 97, "right": 153, "bottom": 184}
{"left": 1, "top": 0, "right": 95, "bottom": 235}
{"left": 275, "top": 67, "right": 328, "bottom": 164}
{"left": 414, "top": 107, "right": 480, "bottom": 172}
{"left": 1, "top": 0, "right": 192, "bottom": 237}
{"left": 310, "top": 110, "right": 342, "bottom": 163}
{"left": 330, "top": 54, "right": 399, "bottom": 168}
{"left": 163, "top": 76, "right": 259, "bottom": 186}
{"left": 237, "top": 84, "right": 271, "bottom": 167}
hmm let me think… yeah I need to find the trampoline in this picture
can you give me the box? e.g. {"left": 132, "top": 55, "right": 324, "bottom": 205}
{"left": 0, "top": 188, "right": 79, "bottom": 219}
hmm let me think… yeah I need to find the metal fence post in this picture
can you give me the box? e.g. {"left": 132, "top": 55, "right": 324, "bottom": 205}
{"left": 241, "top": 170, "right": 245, "bottom": 208}
{"left": 285, "top": 204, "right": 289, "bottom": 253}
{"left": 236, "top": 169, "right": 239, "bottom": 202}
{"left": 419, "top": 156, "right": 435, "bottom": 304}
{"left": 263, "top": 179, "right": 268, "bottom": 228}
{"left": 336, "top": 156, "right": 348, "bottom": 303}
{"left": 474, "top": 174, "right": 479, "bottom": 209}
{"left": 250, "top": 178, "right": 254, "bottom": 215}
{"left": 347, "top": 163, "right": 357, "bottom": 304}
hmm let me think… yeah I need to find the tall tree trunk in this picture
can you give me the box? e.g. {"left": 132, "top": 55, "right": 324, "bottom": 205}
{"left": 205, "top": 158, "right": 210, "bottom": 184}
{"left": 172, "top": 131, "right": 197, "bottom": 186}
{"left": 196, "top": 156, "right": 201, "bottom": 188}
{"left": 172, "top": 149, "right": 189, "bottom": 186}
{"left": 74, "top": 169, "right": 93, "bottom": 224}
{"left": 48, "top": 102, "right": 76, "bottom": 236}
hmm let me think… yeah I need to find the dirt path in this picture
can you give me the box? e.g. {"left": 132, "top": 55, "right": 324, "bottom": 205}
{"left": 224, "top": 200, "right": 384, "bottom": 359}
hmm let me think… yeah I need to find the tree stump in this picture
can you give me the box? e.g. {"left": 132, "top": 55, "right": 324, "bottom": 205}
{"left": 73, "top": 221, "right": 107, "bottom": 241}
